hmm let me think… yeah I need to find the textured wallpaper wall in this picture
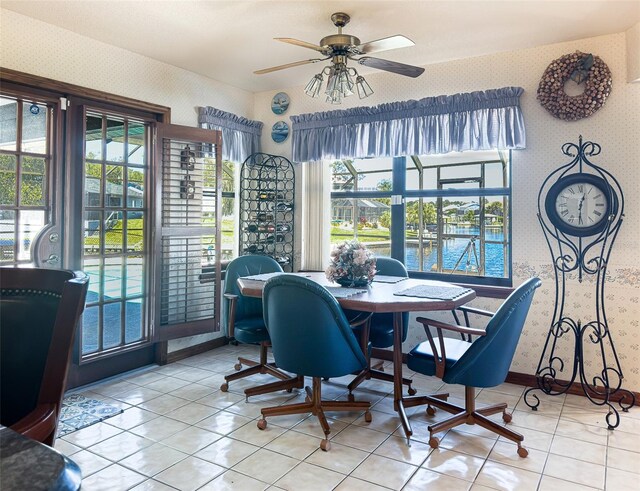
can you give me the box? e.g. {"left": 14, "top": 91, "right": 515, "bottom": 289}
{"left": 255, "top": 32, "right": 640, "bottom": 391}
{"left": 0, "top": 9, "right": 254, "bottom": 126}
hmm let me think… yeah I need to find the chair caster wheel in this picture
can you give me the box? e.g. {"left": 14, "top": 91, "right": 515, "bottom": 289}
{"left": 257, "top": 419, "right": 267, "bottom": 430}
{"left": 426, "top": 406, "right": 436, "bottom": 416}
{"left": 364, "top": 411, "right": 372, "bottom": 423}
{"left": 347, "top": 393, "right": 355, "bottom": 402}
{"left": 322, "top": 377, "right": 330, "bottom": 381}
{"left": 286, "top": 388, "right": 293, "bottom": 393}
{"left": 320, "top": 439, "right": 331, "bottom": 451}
{"left": 517, "top": 446, "right": 528, "bottom": 458}
{"left": 503, "top": 412, "right": 512, "bottom": 423}
{"left": 234, "top": 363, "right": 242, "bottom": 371}
{"left": 428, "top": 436, "right": 439, "bottom": 449}
{"left": 220, "top": 383, "right": 228, "bottom": 392}
{"left": 408, "top": 387, "right": 417, "bottom": 396}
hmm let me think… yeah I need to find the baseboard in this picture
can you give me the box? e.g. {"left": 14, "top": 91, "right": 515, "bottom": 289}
{"left": 505, "top": 371, "right": 639, "bottom": 407}
{"left": 164, "top": 337, "right": 229, "bottom": 365}
{"left": 371, "top": 348, "right": 638, "bottom": 407}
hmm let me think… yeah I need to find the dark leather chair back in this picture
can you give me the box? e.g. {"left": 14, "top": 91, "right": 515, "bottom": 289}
{"left": 223, "top": 255, "right": 282, "bottom": 330}
{"left": 263, "top": 274, "right": 367, "bottom": 379}
{"left": 0, "top": 268, "right": 89, "bottom": 444}
{"left": 444, "top": 277, "right": 541, "bottom": 388}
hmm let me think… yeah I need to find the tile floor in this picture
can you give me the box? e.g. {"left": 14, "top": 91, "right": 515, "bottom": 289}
{"left": 55, "top": 344, "right": 640, "bottom": 490}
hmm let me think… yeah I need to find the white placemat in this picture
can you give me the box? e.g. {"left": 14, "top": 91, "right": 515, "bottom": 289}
{"left": 325, "top": 287, "right": 368, "bottom": 298}
{"left": 394, "top": 285, "right": 473, "bottom": 300}
{"left": 241, "top": 272, "right": 285, "bottom": 281}
{"left": 372, "top": 275, "right": 408, "bottom": 284}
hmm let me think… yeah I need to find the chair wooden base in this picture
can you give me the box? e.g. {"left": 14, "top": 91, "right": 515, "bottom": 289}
{"left": 220, "top": 341, "right": 299, "bottom": 399}
{"left": 257, "top": 377, "right": 371, "bottom": 451}
{"left": 347, "top": 367, "right": 416, "bottom": 399}
{"left": 404, "top": 386, "right": 528, "bottom": 457}
{"left": 347, "top": 323, "right": 415, "bottom": 398}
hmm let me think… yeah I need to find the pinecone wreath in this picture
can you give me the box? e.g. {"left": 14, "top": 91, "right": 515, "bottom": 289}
{"left": 537, "top": 51, "right": 612, "bottom": 121}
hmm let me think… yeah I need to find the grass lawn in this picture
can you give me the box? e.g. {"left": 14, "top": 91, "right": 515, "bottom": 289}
{"left": 84, "top": 217, "right": 236, "bottom": 252}
{"left": 84, "top": 219, "right": 144, "bottom": 251}
{"left": 331, "top": 226, "right": 390, "bottom": 243}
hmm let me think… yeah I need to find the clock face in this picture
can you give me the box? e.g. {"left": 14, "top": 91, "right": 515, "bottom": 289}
{"left": 554, "top": 182, "right": 607, "bottom": 228}
{"left": 544, "top": 173, "right": 615, "bottom": 237}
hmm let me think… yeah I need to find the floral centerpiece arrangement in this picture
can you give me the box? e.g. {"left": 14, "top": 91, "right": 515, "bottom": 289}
{"left": 325, "top": 239, "right": 377, "bottom": 287}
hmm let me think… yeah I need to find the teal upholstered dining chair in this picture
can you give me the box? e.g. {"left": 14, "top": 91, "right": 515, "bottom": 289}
{"left": 347, "top": 257, "right": 416, "bottom": 397}
{"left": 1, "top": 268, "right": 89, "bottom": 446}
{"left": 220, "top": 255, "right": 302, "bottom": 398}
{"left": 403, "top": 277, "right": 541, "bottom": 457}
{"left": 258, "top": 274, "right": 372, "bottom": 451}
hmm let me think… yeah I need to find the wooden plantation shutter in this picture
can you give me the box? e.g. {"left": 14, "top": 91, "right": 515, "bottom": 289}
{"left": 153, "top": 123, "right": 222, "bottom": 340}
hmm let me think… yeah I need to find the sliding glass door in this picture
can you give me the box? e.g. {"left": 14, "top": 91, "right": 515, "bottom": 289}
{"left": 80, "top": 109, "right": 151, "bottom": 361}
{"left": 2, "top": 74, "right": 223, "bottom": 387}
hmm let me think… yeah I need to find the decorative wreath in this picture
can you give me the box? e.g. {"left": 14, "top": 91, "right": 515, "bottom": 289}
{"left": 537, "top": 51, "right": 612, "bottom": 121}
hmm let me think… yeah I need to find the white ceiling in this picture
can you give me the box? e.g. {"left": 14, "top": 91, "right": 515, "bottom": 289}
{"left": 3, "top": 1, "right": 639, "bottom": 93}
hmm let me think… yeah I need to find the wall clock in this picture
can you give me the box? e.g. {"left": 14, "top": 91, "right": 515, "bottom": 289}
{"left": 524, "top": 136, "right": 634, "bottom": 429}
{"left": 544, "top": 173, "right": 617, "bottom": 237}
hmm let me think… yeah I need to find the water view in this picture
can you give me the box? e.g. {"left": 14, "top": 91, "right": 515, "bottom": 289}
{"left": 359, "top": 225, "right": 507, "bottom": 277}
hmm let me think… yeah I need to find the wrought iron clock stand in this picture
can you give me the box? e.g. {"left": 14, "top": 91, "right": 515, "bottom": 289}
{"left": 523, "top": 136, "right": 635, "bottom": 429}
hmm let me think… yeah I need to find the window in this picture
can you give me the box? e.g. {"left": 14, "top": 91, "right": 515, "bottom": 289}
{"left": 329, "top": 151, "right": 511, "bottom": 286}
{"left": 0, "top": 96, "right": 53, "bottom": 265}
{"left": 203, "top": 160, "right": 237, "bottom": 264}
{"left": 330, "top": 158, "right": 392, "bottom": 252}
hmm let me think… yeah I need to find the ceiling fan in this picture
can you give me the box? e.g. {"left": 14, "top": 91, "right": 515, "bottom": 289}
{"left": 255, "top": 12, "right": 425, "bottom": 104}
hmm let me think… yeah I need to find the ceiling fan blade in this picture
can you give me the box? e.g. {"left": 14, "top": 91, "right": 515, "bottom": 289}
{"left": 357, "top": 57, "right": 425, "bottom": 78}
{"left": 356, "top": 35, "right": 415, "bottom": 54}
{"left": 254, "top": 59, "right": 322, "bottom": 75}
{"left": 275, "top": 38, "right": 326, "bottom": 53}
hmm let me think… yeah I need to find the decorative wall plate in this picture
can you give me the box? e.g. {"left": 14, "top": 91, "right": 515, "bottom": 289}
{"left": 537, "top": 51, "right": 611, "bottom": 121}
{"left": 271, "top": 92, "right": 290, "bottom": 115}
{"left": 271, "top": 121, "right": 289, "bottom": 143}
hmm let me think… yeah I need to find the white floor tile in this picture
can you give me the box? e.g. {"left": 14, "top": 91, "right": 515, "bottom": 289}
{"left": 64, "top": 344, "right": 637, "bottom": 491}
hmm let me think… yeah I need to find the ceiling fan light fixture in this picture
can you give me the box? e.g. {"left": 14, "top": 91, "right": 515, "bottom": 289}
{"left": 355, "top": 75, "right": 374, "bottom": 99}
{"left": 256, "top": 12, "right": 422, "bottom": 105}
{"left": 336, "top": 67, "right": 355, "bottom": 96}
{"left": 326, "top": 90, "right": 344, "bottom": 105}
{"left": 304, "top": 73, "right": 324, "bottom": 98}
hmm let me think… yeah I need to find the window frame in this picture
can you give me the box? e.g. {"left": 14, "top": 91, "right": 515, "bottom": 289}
{"left": 329, "top": 153, "right": 512, "bottom": 287}
{"left": 203, "top": 159, "right": 237, "bottom": 262}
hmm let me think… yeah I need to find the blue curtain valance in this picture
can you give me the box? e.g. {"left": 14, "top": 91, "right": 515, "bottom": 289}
{"left": 290, "top": 87, "right": 525, "bottom": 162}
{"left": 198, "top": 106, "right": 263, "bottom": 163}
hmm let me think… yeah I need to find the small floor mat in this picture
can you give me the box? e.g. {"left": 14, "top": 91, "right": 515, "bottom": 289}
{"left": 56, "top": 394, "right": 123, "bottom": 437}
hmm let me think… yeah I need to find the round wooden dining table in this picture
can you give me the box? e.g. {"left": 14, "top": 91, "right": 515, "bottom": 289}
{"left": 237, "top": 272, "right": 476, "bottom": 440}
